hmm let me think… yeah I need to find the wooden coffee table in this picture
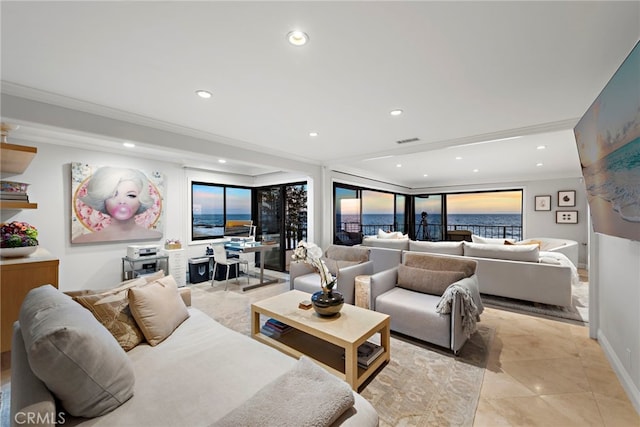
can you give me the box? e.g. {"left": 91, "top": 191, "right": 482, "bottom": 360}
{"left": 251, "top": 290, "right": 390, "bottom": 391}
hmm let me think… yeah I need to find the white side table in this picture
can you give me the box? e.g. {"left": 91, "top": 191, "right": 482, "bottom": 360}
{"left": 355, "top": 275, "right": 372, "bottom": 309}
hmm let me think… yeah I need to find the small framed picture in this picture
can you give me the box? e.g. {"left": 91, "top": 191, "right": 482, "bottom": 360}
{"left": 558, "top": 190, "right": 576, "bottom": 207}
{"left": 556, "top": 211, "right": 578, "bottom": 224}
{"left": 535, "top": 195, "right": 551, "bottom": 211}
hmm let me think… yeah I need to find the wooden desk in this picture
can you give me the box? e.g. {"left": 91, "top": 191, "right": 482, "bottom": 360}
{"left": 1, "top": 248, "right": 59, "bottom": 352}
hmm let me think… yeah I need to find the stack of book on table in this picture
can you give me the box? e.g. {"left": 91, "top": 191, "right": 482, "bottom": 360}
{"left": 260, "top": 318, "right": 293, "bottom": 338}
{"left": 0, "top": 181, "right": 30, "bottom": 202}
{"left": 352, "top": 341, "right": 384, "bottom": 368}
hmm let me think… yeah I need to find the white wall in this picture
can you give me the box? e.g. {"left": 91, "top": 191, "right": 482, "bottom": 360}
{"left": 593, "top": 233, "right": 640, "bottom": 413}
{"left": 1, "top": 139, "right": 319, "bottom": 290}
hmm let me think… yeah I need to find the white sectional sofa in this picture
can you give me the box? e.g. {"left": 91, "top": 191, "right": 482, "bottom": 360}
{"left": 11, "top": 284, "right": 378, "bottom": 427}
{"left": 361, "top": 236, "right": 579, "bottom": 307}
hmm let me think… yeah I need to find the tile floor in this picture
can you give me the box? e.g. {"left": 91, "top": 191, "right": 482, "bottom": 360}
{"left": 474, "top": 307, "right": 639, "bottom": 426}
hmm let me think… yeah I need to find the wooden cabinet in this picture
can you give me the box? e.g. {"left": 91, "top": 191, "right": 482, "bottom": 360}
{"left": 0, "top": 142, "right": 38, "bottom": 209}
{"left": 1, "top": 248, "right": 59, "bottom": 353}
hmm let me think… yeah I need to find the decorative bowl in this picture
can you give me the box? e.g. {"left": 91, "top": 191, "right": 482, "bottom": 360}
{"left": 0, "top": 181, "right": 30, "bottom": 193}
{"left": 0, "top": 246, "right": 38, "bottom": 258}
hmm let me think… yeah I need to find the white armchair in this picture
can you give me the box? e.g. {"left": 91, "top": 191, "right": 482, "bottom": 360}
{"left": 290, "top": 245, "right": 373, "bottom": 305}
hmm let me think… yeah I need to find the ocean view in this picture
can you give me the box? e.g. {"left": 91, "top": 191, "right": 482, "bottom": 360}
{"left": 193, "top": 213, "right": 251, "bottom": 239}
{"left": 338, "top": 213, "right": 523, "bottom": 240}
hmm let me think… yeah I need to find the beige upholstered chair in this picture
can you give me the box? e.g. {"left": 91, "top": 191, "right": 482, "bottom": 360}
{"left": 289, "top": 245, "right": 373, "bottom": 305}
{"left": 369, "top": 252, "right": 483, "bottom": 354}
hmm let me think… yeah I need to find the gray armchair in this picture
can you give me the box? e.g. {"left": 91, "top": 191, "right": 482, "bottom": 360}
{"left": 290, "top": 245, "right": 373, "bottom": 305}
{"left": 369, "top": 252, "right": 483, "bottom": 354}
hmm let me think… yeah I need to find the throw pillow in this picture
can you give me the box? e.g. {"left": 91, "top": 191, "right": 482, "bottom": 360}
{"left": 74, "top": 288, "right": 145, "bottom": 351}
{"left": 463, "top": 241, "right": 539, "bottom": 262}
{"left": 404, "top": 252, "right": 477, "bottom": 278}
{"left": 19, "top": 285, "right": 135, "bottom": 418}
{"left": 409, "top": 240, "right": 464, "bottom": 256}
{"left": 471, "top": 235, "right": 516, "bottom": 245}
{"left": 128, "top": 275, "right": 190, "bottom": 346}
{"left": 377, "top": 229, "right": 405, "bottom": 239}
{"left": 325, "top": 245, "right": 370, "bottom": 263}
{"left": 397, "top": 264, "right": 465, "bottom": 296}
{"left": 505, "top": 239, "right": 542, "bottom": 249}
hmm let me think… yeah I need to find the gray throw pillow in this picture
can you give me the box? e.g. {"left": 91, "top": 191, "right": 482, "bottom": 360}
{"left": 19, "top": 285, "right": 135, "bottom": 418}
{"left": 397, "top": 264, "right": 465, "bottom": 296}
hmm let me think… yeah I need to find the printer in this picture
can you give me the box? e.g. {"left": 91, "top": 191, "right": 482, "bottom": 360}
{"left": 127, "top": 244, "right": 161, "bottom": 259}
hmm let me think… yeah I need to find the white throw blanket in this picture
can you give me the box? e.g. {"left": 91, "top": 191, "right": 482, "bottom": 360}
{"left": 436, "top": 284, "right": 479, "bottom": 338}
{"left": 212, "top": 356, "right": 355, "bottom": 427}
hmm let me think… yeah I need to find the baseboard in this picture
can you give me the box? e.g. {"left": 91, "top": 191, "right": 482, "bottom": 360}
{"left": 598, "top": 329, "right": 640, "bottom": 414}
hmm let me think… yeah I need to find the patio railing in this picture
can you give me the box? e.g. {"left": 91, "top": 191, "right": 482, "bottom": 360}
{"left": 336, "top": 222, "right": 523, "bottom": 242}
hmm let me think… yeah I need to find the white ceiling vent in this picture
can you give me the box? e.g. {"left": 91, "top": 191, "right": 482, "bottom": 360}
{"left": 396, "top": 137, "right": 420, "bottom": 144}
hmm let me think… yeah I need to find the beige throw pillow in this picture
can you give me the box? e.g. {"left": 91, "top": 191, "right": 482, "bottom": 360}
{"left": 397, "top": 264, "right": 465, "bottom": 296}
{"left": 128, "top": 275, "right": 190, "bottom": 346}
{"left": 75, "top": 288, "right": 145, "bottom": 351}
{"left": 19, "top": 285, "right": 135, "bottom": 418}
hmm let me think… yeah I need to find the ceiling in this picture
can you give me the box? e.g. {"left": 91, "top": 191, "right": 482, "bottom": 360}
{"left": 1, "top": 1, "right": 639, "bottom": 188}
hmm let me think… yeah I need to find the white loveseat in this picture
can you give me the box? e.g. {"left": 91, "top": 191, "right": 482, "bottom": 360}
{"left": 11, "top": 284, "right": 378, "bottom": 427}
{"left": 361, "top": 237, "right": 579, "bottom": 307}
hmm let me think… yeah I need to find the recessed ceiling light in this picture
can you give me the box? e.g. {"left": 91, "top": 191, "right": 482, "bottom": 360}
{"left": 455, "top": 156, "right": 463, "bottom": 160}
{"left": 396, "top": 164, "right": 402, "bottom": 168}
{"left": 309, "top": 132, "right": 318, "bottom": 137}
{"left": 423, "top": 174, "right": 429, "bottom": 177}
{"left": 287, "top": 30, "right": 309, "bottom": 46}
{"left": 536, "top": 162, "right": 544, "bottom": 167}
{"left": 122, "top": 142, "right": 135, "bottom": 148}
{"left": 537, "top": 145, "right": 547, "bottom": 150}
{"left": 473, "top": 169, "right": 479, "bottom": 172}
{"left": 218, "top": 159, "right": 227, "bottom": 164}
{"left": 390, "top": 109, "right": 403, "bottom": 116}
{"left": 196, "top": 90, "right": 212, "bottom": 99}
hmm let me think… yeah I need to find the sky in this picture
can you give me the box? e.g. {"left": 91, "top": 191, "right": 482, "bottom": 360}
{"left": 340, "top": 190, "right": 522, "bottom": 215}
{"left": 192, "top": 184, "right": 251, "bottom": 215}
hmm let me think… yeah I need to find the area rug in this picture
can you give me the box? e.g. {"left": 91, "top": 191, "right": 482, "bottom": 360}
{"left": 190, "top": 279, "right": 493, "bottom": 427}
{"left": 481, "top": 279, "right": 589, "bottom": 323}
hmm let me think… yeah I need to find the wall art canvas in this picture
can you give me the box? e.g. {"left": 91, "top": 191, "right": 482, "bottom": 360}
{"left": 71, "top": 162, "right": 164, "bottom": 243}
{"left": 574, "top": 41, "right": 640, "bottom": 241}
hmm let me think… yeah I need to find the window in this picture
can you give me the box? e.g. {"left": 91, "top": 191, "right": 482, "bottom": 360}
{"left": 411, "top": 190, "right": 523, "bottom": 241}
{"left": 191, "top": 182, "right": 251, "bottom": 241}
{"left": 333, "top": 183, "right": 408, "bottom": 245}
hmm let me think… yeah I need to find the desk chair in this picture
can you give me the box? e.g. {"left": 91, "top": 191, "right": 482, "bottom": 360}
{"left": 211, "top": 245, "right": 250, "bottom": 290}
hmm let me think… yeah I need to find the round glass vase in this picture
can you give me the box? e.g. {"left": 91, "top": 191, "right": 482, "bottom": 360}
{"left": 311, "top": 289, "right": 344, "bottom": 317}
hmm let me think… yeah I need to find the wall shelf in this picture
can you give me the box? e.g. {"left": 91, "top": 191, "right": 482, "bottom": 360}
{"left": 1, "top": 143, "right": 37, "bottom": 174}
{"left": 0, "top": 201, "right": 38, "bottom": 210}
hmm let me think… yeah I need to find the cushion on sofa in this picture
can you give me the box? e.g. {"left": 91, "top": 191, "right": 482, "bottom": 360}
{"left": 397, "top": 264, "right": 465, "bottom": 296}
{"left": 404, "top": 252, "right": 477, "bottom": 278}
{"left": 325, "top": 245, "right": 370, "bottom": 263}
{"left": 362, "top": 237, "right": 410, "bottom": 250}
{"left": 321, "top": 258, "right": 361, "bottom": 276}
{"left": 463, "top": 241, "right": 539, "bottom": 262}
{"left": 18, "top": 285, "right": 135, "bottom": 418}
{"left": 471, "top": 235, "right": 515, "bottom": 245}
{"left": 377, "top": 229, "right": 407, "bottom": 239}
{"left": 128, "top": 275, "right": 190, "bottom": 346}
{"left": 505, "top": 239, "right": 542, "bottom": 249}
{"left": 409, "top": 240, "right": 464, "bottom": 255}
{"left": 74, "top": 283, "right": 146, "bottom": 351}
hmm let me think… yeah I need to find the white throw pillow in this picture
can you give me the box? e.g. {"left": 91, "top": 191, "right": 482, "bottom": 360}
{"left": 463, "top": 241, "right": 539, "bottom": 262}
{"left": 471, "top": 235, "right": 516, "bottom": 245}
